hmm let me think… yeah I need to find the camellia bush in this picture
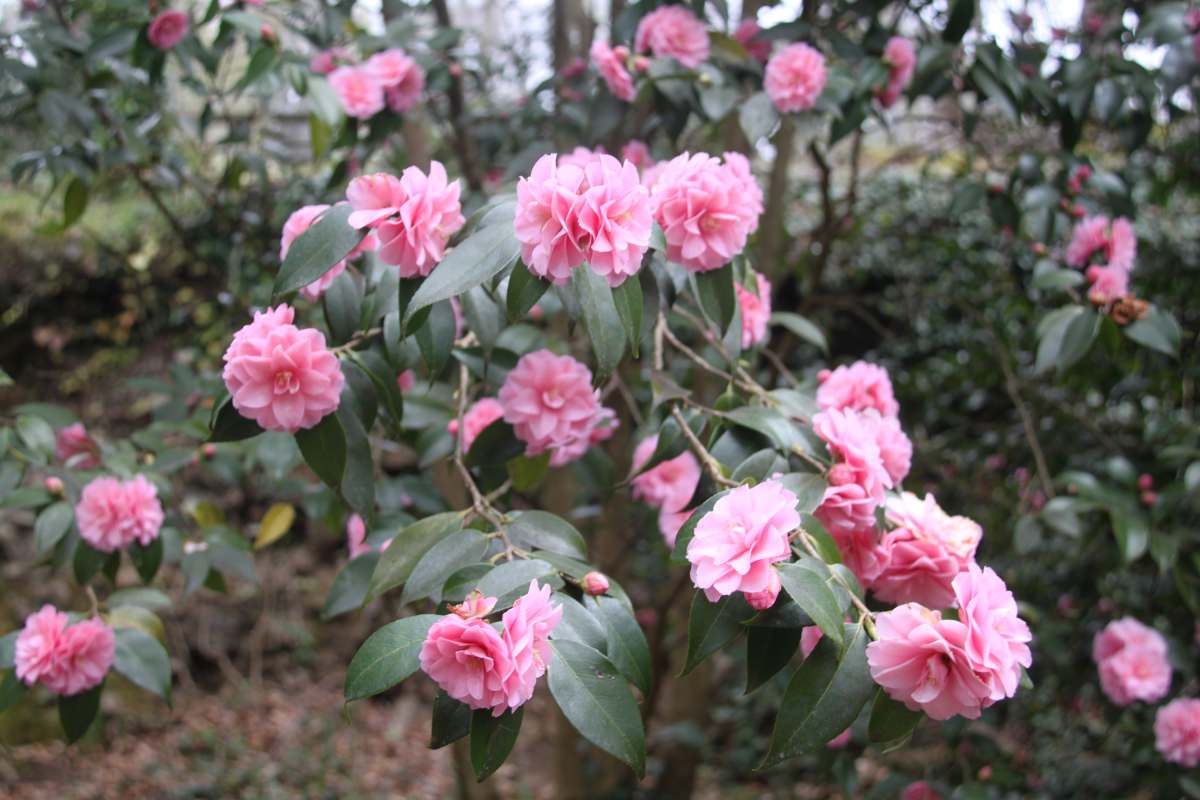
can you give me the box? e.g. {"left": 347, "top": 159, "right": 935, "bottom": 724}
{"left": 1, "top": 0, "right": 1197, "bottom": 796}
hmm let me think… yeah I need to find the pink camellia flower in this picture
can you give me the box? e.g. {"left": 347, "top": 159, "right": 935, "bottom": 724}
{"left": 448, "top": 397, "right": 505, "bottom": 454}
{"left": 878, "top": 36, "right": 916, "bottom": 108}
{"left": 397, "top": 369, "right": 415, "bottom": 392}
{"left": 591, "top": 41, "right": 636, "bottom": 102}
{"left": 76, "top": 474, "right": 164, "bottom": 553}
{"left": 650, "top": 151, "right": 763, "bottom": 272}
{"left": 309, "top": 47, "right": 352, "bottom": 75}
{"left": 547, "top": 402, "right": 618, "bottom": 467}
{"left": 560, "top": 56, "right": 587, "bottom": 79}
{"left": 901, "top": 781, "right": 943, "bottom": 800}
{"left": 812, "top": 409, "right": 893, "bottom": 532}
{"left": 1155, "top": 698, "right": 1200, "bottom": 768}
{"left": 420, "top": 613, "right": 517, "bottom": 713}
{"left": 365, "top": 49, "right": 425, "bottom": 113}
{"left": 620, "top": 140, "right": 652, "bottom": 170}
{"left": 634, "top": 5, "right": 710, "bottom": 68}
{"left": 148, "top": 9, "right": 188, "bottom": 50}
{"left": 1098, "top": 640, "right": 1171, "bottom": 706}
{"left": 346, "top": 514, "right": 369, "bottom": 558}
{"left": 582, "top": 571, "right": 610, "bottom": 596}
{"left": 954, "top": 564, "right": 1033, "bottom": 704}
{"left": 831, "top": 526, "right": 889, "bottom": 589}
{"left": 816, "top": 467, "right": 881, "bottom": 533}
{"left": 733, "top": 18, "right": 771, "bottom": 63}
{"left": 765, "top": 43, "right": 827, "bottom": 113}
{"left": 1066, "top": 215, "right": 1136, "bottom": 272}
{"left": 863, "top": 411, "right": 912, "bottom": 484}
{"left": 736, "top": 271, "right": 772, "bottom": 348}
{"left": 450, "top": 590, "right": 497, "bottom": 620}
{"left": 744, "top": 568, "right": 781, "bottom": 610}
{"left": 15, "top": 606, "right": 115, "bottom": 696}
{"left": 346, "top": 163, "right": 464, "bottom": 277}
{"left": 558, "top": 146, "right": 606, "bottom": 169}
{"left": 1085, "top": 264, "right": 1130, "bottom": 304}
{"left": 514, "top": 153, "right": 652, "bottom": 287}
{"left": 816, "top": 361, "right": 900, "bottom": 418}
{"left": 658, "top": 507, "right": 692, "bottom": 548}
{"left": 687, "top": 480, "right": 799, "bottom": 601}
{"left": 56, "top": 422, "right": 99, "bottom": 469}
{"left": 328, "top": 65, "right": 385, "bottom": 119}
{"left": 631, "top": 435, "right": 702, "bottom": 514}
{"left": 223, "top": 304, "right": 344, "bottom": 432}
{"left": 497, "top": 580, "right": 562, "bottom": 712}
{"left": 280, "top": 204, "right": 377, "bottom": 301}
{"left": 1093, "top": 617, "right": 1167, "bottom": 663}
{"left": 872, "top": 492, "right": 981, "bottom": 608}
{"left": 498, "top": 350, "right": 599, "bottom": 456}
{"left": 866, "top": 603, "right": 992, "bottom": 720}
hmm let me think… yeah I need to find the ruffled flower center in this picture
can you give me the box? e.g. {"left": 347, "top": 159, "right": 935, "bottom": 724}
{"left": 274, "top": 370, "right": 300, "bottom": 395}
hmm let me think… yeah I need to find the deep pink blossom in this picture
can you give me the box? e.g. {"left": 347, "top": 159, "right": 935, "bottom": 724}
{"left": 329, "top": 65, "right": 385, "bottom": 119}
{"left": 765, "top": 43, "right": 827, "bottom": 113}
{"left": 222, "top": 304, "right": 344, "bottom": 432}
{"left": 816, "top": 361, "right": 900, "bottom": 417}
{"left": 687, "top": 480, "right": 799, "bottom": 601}
{"left": 448, "top": 398, "right": 505, "bottom": 454}
{"left": 56, "top": 422, "right": 99, "bottom": 469}
{"left": 736, "top": 271, "right": 772, "bottom": 348}
{"left": 631, "top": 435, "right": 701, "bottom": 513}
{"left": 148, "top": 10, "right": 188, "bottom": 50}
{"left": 498, "top": 350, "right": 599, "bottom": 456}
{"left": 366, "top": 49, "right": 425, "bottom": 113}
{"left": 15, "top": 606, "right": 114, "bottom": 696}
{"left": 872, "top": 492, "right": 981, "bottom": 608}
{"left": 634, "top": 5, "right": 710, "bottom": 68}
{"left": 591, "top": 41, "right": 636, "bottom": 102}
{"left": 744, "top": 568, "right": 781, "bottom": 610}
{"left": 832, "top": 526, "right": 889, "bottom": 589}
{"left": 878, "top": 37, "right": 916, "bottom": 108}
{"left": 733, "top": 18, "right": 771, "bottom": 63}
{"left": 345, "top": 163, "right": 464, "bottom": 277}
{"left": 650, "top": 151, "right": 763, "bottom": 272}
{"left": 281, "top": 204, "right": 376, "bottom": 300}
{"left": 76, "top": 474, "right": 164, "bottom": 553}
{"left": 1155, "top": 698, "right": 1200, "bottom": 768}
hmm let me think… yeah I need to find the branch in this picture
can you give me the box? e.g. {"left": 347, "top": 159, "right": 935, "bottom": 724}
{"left": 988, "top": 327, "right": 1056, "bottom": 500}
{"left": 430, "top": 0, "right": 482, "bottom": 191}
{"left": 670, "top": 405, "right": 737, "bottom": 488}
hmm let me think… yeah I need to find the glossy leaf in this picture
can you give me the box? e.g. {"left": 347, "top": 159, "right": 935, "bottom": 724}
{"left": 323, "top": 552, "right": 380, "bottom": 620}
{"left": 611, "top": 275, "right": 643, "bottom": 358}
{"left": 367, "top": 512, "right": 465, "bottom": 602}
{"left": 35, "top": 501, "right": 74, "bottom": 555}
{"left": 470, "top": 707, "right": 523, "bottom": 781}
{"left": 507, "top": 511, "right": 587, "bottom": 560}
{"left": 571, "top": 265, "right": 626, "bottom": 380}
{"left": 775, "top": 559, "right": 845, "bottom": 646}
{"left": 745, "top": 626, "right": 802, "bottom": 694}
{"left": 406, "top": 220, "right": 520, "bottom": 319}
{"left": 587, "top": 595, "right": 651, "bottom": 695}
{"left": 681, "top": 591, "right": 752, "bottom": 676}
{"left": 344, "top": 614, "right": 440, "bottom": 701}
{"left": 112, "top": 627, "right": 171, "bottom": 700}
{"left": 400, "top": 530, "right": 489, "bottom": 606}
{"left": 430, "top": 690, "right": 472, "bottom": 749}
{"left": 295, "top": 413, "right": 346, "bottom": 489}
{"left": 274, "top": 204, "right": 365, "bottom": 296}
{"left": 60, "top": 684, "right": 103, "bottom": 743}
{"left": 867, "top": 689, "right": 923, "bottom": 752}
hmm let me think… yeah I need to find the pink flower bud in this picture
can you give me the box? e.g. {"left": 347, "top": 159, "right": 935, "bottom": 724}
{"left": 1140, "top": 490, "right": 1158, "bottom": 506}
{"left": 448, "top": 62, "right": 462, "bottom": 78}
{"left": 202, "top": 443, "right": 216, "bottom": 459}
{"left": 978, "top": 765, "right": 993, "bottom": 780}
{"left": 449, "top": 590, "right": 497, "bottom": 620}
{"left": 1137, "top": 473, "right": 1153, "bottom": 491}
{"left": 582, "top": 571, "right": 610, "bottom": 596}
{"left": 260, "top": 24, "right": 276, "bottom": 44}
{"left": 397, "top": 369, "right": 415, "bottom": 393}
{"left": 44, "top": 476, "right": 64, "bottom": 495}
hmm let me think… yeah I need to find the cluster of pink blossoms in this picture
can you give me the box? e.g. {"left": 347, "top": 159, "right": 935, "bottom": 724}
{"left": 514, "top": 152, "right": 652, "bottom": 287}
{"left": 765, "top": 43, "right": 827, "bottom": 113}
{"left": 648, "top": 151, "right": 763, "bottom": 272}
{"left": 630, "top": 434, "right": 701, "bottom": 547}
{"left": 76, "top": 474, "right": 164, "bottom": 553}
{"left": 222, "top": 304, "right": 344, "bottom": 433}
{"left": 327, "top": 48, "right": 425, "bottom": 119}
{"left": 878, "top": 37, "right": 916, "bottom": 108}
{"left": 14, "top": 605, "right": 114, "bottom": 696}
{"left": 1065, "top": 215, "right": 1137, "bottom": 304}
{"left": 55, "top": 422, "right": 99, "bottom": 469}
{"left": 1155, "top": 698, "right": 1200, "bottom": 768}
{"left": 867, "top": 564, "right": 1032, "bottom": 720}
{"left": 735, "top": 271, "right": 773, "bottom": 348}
{"left": 871, "top": 492, "right": 981, "bottom": 608}
{"left": 280, "top": 204, "right": 378, "bottom": 300}
{"left": 812, "top": 407, "right": 908, "bottom": 533}
{"left": 497, "top": 350, "right": 616, "bottom": 467}
{"left": 148, "top": 9, "right": 188, "bottom": 51}
{"left": 686, "top": 479, "right": 799, "bottom": 610}
{"left": 346, "top": 162, "right": 465, "bottom": 277}
{"left": 733, "top": 19, "right": 772, "bottom": 64}
{"left": 419, "top": 581, "right": 561, "bottom": 716}
{"left": 634, "top": 5, "right": 710, "bottom": 68}
{"left": 1092, "top": 617, "right": 1171, "bottom": 706}
{"left": 590, "top": 41, "right": 636, "bottom": 102}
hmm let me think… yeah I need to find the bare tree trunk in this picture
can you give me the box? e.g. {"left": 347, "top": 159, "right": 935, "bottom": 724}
{"left": 430, "top": 0, "right": 481, "bottom": 190}
{"left": 758, "top": 115, "right": 796, "bottom": 284}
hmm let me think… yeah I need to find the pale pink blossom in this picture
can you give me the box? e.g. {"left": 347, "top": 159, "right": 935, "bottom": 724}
{"left": 148, "top": 10, "right": 188, "bottom": 50}
{"left": 591, "top": 41, "right": 636, "bottom": 102}
{"left": 498, "top": 350, "right": 599, "bottom": 456}
{"left": 620, "top": 140, "right": 652, "bottom": 170}
{"left": 953, "top": 564, "right": 1032, "bottom": 704}
{"left": 222, "top": 304, "right": 344, "bottom": 432}
{"left": 56, "top": 422, "right": 99, "bottom": 469}
{"left": 687, "top": 480, "right": 799, "bottom": 601}
{"left": 863, "top": 411, "right": 912, "bottom": 484}
{"left": 658, "top": 507, "right": 692, "bottom": 548}
{"left": 514, "top": 153, "right": 652, "bottom": 287}
{"left": 816, "top": 361, "right": 900, "bottom": 417}
{"left": 813, "top": 409, "right": 892, "bottom": 532}
{"left": 1098, "top": 637, "right": 1171, "bottom": 706}
{"left": 733, "top": 18, "right": 771, "bottom": 63}
{"left": 1085, "top": 263, "right": 1130, "bottom": 304}
{"left": 872, "top": 492, "right": 981, "bottom": 608}
{"left": 420, "top": 614, "right": 517, "bottom": 714}
{"left": 281, "top": 204, "right": 377, "bottom": 301}
{"left": 765, "top": 43, "right": 827, "bottom": 113}
{"left": 736, "top": 271, "right": 772, "bottom": 348}
{"left": 329, "top": 65, "right": 386, "bottom": 119}
{"left": 1066, "top": 215, "right": 1136, "bottom": 272}
{"left": 15, "top": 606, "right": 114, "bottom": 696}
{"left": 450, "top": 591, "right": 497, "bottom": 620}
{"left": 582, "top": 571, "right": 610, "bottom": 596}
{"left": 878, "top": 37, "right": 916, "bottom": 108}
{"left": 832, "top": 526, "right": 889, "bottom": 588}
{"left": 498, "top": 580, "right": 561, "bottom": 713}
{"left": 743, "top": 568, "right": 781, "bottom": 610}
{"left": 1092, "top": 617, "right": 1167, "bottom": 663}
{"left": 310, "top": 47, "right": 352, "bottom": 75}
{"left": 631, "top": 435, "right": 701, "bottom": 513}
{"left": 346, "top": 514, "right": 369, "bottom": 558}
{"left": 76, "top": 475, "right": 164, "bottom": 553}
{"left": 448, "top": 398, "right": 505, "bottom": 454}
{"left": 634, "top": 5, "right": 710, "bottom": 68}
{"left": 1155, "top": 698, "right": 1200, "bottom": 768}
{"left": 548, "top": 403, "right": 618, "bottom": 467}
{"left": 366, "top": 49, "right": 424, "bottom": 113}
{"left": 558, "top": 146, "right": 606, "bottom": 169}
{"left": 866, "top": 603, "right": 992, "bottom": 720}
{"left": 346, "top": 163, "right": 464, "bottom": 277}
{"left": 650, "top": 151, "right": 763, "bottom": 272}
{"left": 815, "top": 472, "right": 880, "bottom": 533}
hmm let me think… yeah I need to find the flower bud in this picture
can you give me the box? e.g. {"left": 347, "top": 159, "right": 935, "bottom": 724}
{"left": 582, "top": 571, "right": 610, "bottom": 596}
{"left": 44, "top": 476, "right": 64, "bottom": 495}
{"left": 1140, "top": 490, "right": 1158, "bottom": 506}
{"left": 1137, "top": 473, "right": 1153, "bottom": 491}
{"left": 202, "top": 443, "right": 217, "bottom": 459}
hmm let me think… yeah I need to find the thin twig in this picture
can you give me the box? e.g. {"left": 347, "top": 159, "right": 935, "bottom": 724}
{"left": 661, "top": 325, "right": 735, "bottom": 384}
{"left": 331, "top": 326, "right": 383, "bottom": 355}
{"left": 670, "top": 405, "right": 737, "bottom": 488}
{"left": 794, "top": 531, "right": 876, "bottom": 638}
{"left": 989, "top": 328, "right": 1056, "bottom": 499}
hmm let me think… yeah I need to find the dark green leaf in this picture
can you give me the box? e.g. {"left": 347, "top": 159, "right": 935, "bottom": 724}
{"left": 612, "top": 275, "right": 643, "bottom": 357}
{"left": 401, "top": 530, "right": 489, "bottom": 606}
{"left": 745, "top": 626, "right": 802, "bottom": 693}
{"left": 129, "top": 537, "right": 163, "bottom": 584}
{"left": 506, "top": 452, "right": 551, "bottom": 493}
{"left": 406, "top": 220, "right": 520, "bottom": 319}
{"left": 295, "top": 412, "right": 346, "bottom": 489}
{"left": 274, "top": 204, "right": 366, "bottom": 297}
{"left": 1057, "top": 308, "right": 1100, "bottom": 373}
{"left": 35, "top": 501, "right": 74, "bottom": 555}
{"left": 587, "top": 595, "right": 651, "bottom": 695}
{"left": 430, "top": 690, "right": 472, "bottom": 748}
{"left": 209, "top": 395, "right": 264, "bottom": 443}
{"left": 335, "top": 399, "right": 375, "bottom": 518}
{"left": 441, "top": 563, "right": 493, "bottom": 603}
{"left": 770, "top": 312, "right": 828, "bottom": 353}
{"left": 724, "top": 405, "right": 804, "bottom": 452}
{"left": 571, "top": 266, "right": 626, "bottom": 380}
{"left": 474, "top": 559, "right": 556, "bottom": 607}
{"left": 1125, "top": 306, "right": 1181, "bottom": 357}
{"left": 74, "top": 540, "right": 107, "bottom": 585}
{"left": 344, "top": 615, "right": 441, "bottom": 701}
{"left": 63, "top": 177, "right": 88, "bottom": 227}
{"left": 323, "top": 552, "right": 380, "bottom": 620}
{"left": 1111, "top": 509, "right": 1149, "bottom": 563}
{"left": 774, "top": 474, "right": 828, "bottom": 515}
{"left": 416, "top": 300, "right": 456, "bottom": 377}
{"left": 739, "top": 91, "right": 779, "bottom": 142}
{"left": 113, "top": 627, "right": 171, "bottom": 700}
{"left": 0, "top": 632, "right": 16, "bottom": 668}
{"left": 367, "top": 512, "right": 465, "bottom": 602}
{"left": 943, "top": 0, "right": 975, "bottom": 43}
{"left": 466, "top": 420, "right": 525, "bottom": 466}
{"left": 507, "top": 511, "right": 587, "bottom": 560}
{"left": 323, "top": 270, "right": 364, "bottom": 346}
{"left": 0, "top": 670, "right": 27, "bottom": 712}
{"left": 867, "top": 689, "right": 923, "bottom": 752}
{"left": 776, "top": 560, "right": 844, "bottom": 646}
{"left": 681, "top": 592, "right": 752, "bottom": 676}
{"left": 506, "top": 260, "right": 551, "bottom": 322}
{"left": 693, "top": 265, "right": 736, "bottom": 333}
{"left": 551, "top": 595, "right": 609, "bottom": 653}
{"left": 470, "top": 707, "right": 523, "bottom": 781}
{"left": 59, "top": 684, "right": 103, "bottom": 743}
